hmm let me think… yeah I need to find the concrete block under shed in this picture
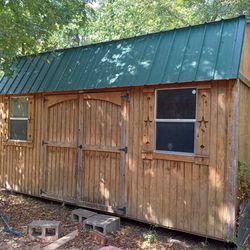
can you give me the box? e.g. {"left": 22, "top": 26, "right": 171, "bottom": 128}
{"left": 83, "top": 214, "right": 120, "bottom": 235}
{"left": 71, "top": 208, "right": 97, "bottom": 223}
{"left": 28, "top": 220, "right": 61, "bottom": 242}
{"left": 90, "top": 230, "right": 107, "bottom": 245}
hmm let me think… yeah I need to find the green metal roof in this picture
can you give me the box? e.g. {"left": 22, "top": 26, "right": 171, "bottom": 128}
{"left": 0, "top": 15, "right": 246, "bottom": 94}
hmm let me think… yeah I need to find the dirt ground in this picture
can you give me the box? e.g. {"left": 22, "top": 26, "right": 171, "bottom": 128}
{"left": 0, "top": 189, "right": 242, "bottom": 249}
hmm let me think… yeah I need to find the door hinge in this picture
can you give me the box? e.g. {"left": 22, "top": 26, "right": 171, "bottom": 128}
{"left": 119, "top": 146, "right": 127, "bottom": 154}
{"left": 114, "top": 206, "right": 126, "bottom": 214}
{"left": 40, "top": 189, "right": 46, "bottom": 195}
{"left": 42, "top": 140, "right": 48, "bottom": 145}
{"left": 121, "top": 92, "right": 129, "bottom": 101}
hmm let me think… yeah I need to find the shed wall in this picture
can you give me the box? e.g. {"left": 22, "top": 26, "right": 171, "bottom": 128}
{"left": 240, "top": 23, "right": 250, "bottom": 82}
{"left": 0, "top": 95, "right": 43, "bottom": 195}
{"left": 238, "top": 80, "right": 250, "bottom": 164}
{"left": 126, "top": 81, "right": 237, "bottom": 240}
{"left": 0, "top": 80, "right": 237, "bottom": 240}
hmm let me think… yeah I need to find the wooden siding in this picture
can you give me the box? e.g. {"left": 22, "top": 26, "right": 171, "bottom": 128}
{"left": 127, "top": 81, "right": 237, "bottom": 240}
{"left": 240, "top": 23, "right": 250, "bottom": 82}
{"left": 79, "top": 96, "right": 123, "bottom": 207}
{"left": 238, "top": 80, "right": 250, "bottom": 164}
{"left": 43, "top": 96, "right": 78, "bottom": 199}
{"left": 0, "top": 80, "right": 238, "bottom": 240}
{"left": 0, "top": 95, "right": 43, "bottom": 195}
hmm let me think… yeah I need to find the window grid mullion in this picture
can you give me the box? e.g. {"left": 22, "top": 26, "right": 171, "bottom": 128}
{"left": 9, "top": 117, "right": 28, "bottom": 121}
{"left": 155, "top": 119, "right": 196, "bottom": 123}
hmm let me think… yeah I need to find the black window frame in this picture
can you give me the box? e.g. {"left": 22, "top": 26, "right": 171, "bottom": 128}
{"left": 154, "top": 88, "right": 197, "bottom": 155}
{"left": 9, "top": 96, "right": 29, "bottom": 141}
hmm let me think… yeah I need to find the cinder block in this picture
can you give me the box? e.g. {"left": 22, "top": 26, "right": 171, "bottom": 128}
{"left": 28, "top": 220, "right": 61, "bottom": 242}
{"left": 71, "top": 208, "right": 97, "bottom": 223}
{"left": 90, "top": 230, "right": 107, "bottom": 245}
{"left": 83, "top": 214, "right": 120, "bottom": 235}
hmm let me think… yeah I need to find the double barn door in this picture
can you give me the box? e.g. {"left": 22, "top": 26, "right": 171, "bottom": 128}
{"left": 41, "top": 92, "right": 127, "bottom": 213}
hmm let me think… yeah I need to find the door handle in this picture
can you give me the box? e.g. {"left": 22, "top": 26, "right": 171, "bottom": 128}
{"left": 78, "top": 145, "right": 83, "bottom": 149}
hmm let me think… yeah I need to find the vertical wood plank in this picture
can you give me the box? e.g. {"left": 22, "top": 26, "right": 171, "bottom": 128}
{"left": 169, "top": 161, "right": 177, "bottom": 228}
{"left": 199, "top": 165, "right": 208, "bottom": 235}
{"left": 191, "top": 164, "right": 200, "bottom": 233}
{"left": 28, "top": 96, "right": 34, "bottom": 141}
{"left": 225, "top": 80, "right": 238, "bottom": 237}
{"left": 3, "top": 97, "right": 8, "bottom": 141}
{"left": 127, "top": 89, "right": 134, "bottom": 216}
{"left": 196, "top": 88, "right": 211, "bottom": 156}
{"left": 215, "top": 81, "right": 226, "bottom": 238}
{"left": 183, "top": 162, "right": 192, "bottom": 232}
{"left": 142, "top": 90, "right": 154, "bottom": 152}
{"left": 207, "top": 81, "right": 218, "bottom": 237}
{"left": 143, "top": 159, "right": 151, "bottom": 221}
{"left": 162, "top": 161, "right": 171, "bottom": 227}
{"left": 176, "top": 162, "right": 185, "bottom": 230}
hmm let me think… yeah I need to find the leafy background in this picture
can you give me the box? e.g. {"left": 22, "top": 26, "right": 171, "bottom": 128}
{"left": 0, "top": 0, "right": 249, "bottom": 74}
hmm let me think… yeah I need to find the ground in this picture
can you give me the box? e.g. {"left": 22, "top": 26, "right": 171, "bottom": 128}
{"left": 0, "top": 189, "right": 243, "bottom": 249}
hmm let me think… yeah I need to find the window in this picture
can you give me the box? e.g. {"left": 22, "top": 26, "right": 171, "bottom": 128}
{"left": 9, "top": 97, "right": 29, "bottom": 140}
{"left": 155, "top": 88, "right": 196, "bottom": 154}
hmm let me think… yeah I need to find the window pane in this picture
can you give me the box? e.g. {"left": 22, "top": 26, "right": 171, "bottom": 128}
{"left": 10, "top": 97, "right": 28, "bottom": 118}
{"left": 156, "top": 122, "right": 195, "bottom": 153}
{"left": 157, "top": 89, "right": 196, "bottom": 119}
{"left": 9, "top": 120, "right": 27, "bottom": 140}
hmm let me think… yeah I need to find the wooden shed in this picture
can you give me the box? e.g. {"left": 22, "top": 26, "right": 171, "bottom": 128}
{"left": 0, "top": 15, "right": 249, "bottom": 241}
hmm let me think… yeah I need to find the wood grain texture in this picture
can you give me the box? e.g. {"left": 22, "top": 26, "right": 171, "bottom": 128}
{"left": 43, "top": 96, "right": 78, "bottom": 200}
{"left": 126, "top": 82, "right": 237, "bottom": 240}
{"left": 78, "top": 95, "right": 124, "bottom": 208}
{"left": 0, "top": 96, "right": 43, "bottom": 195}
{"left": 0, "top": 80, "right": 238, "bottom": 241}
{"left": 240, "top": 23, "right": 250, "bottom": 81}
{"left": 196, "top": 88, "right": 211, "bottom": 156}
{"left": 238, "top": 80, "right": 250, "bottom": 164}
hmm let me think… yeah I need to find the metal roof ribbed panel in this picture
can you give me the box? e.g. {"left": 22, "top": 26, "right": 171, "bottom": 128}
{"left": 0, "top": 15, "right": 246, "bottom": 94}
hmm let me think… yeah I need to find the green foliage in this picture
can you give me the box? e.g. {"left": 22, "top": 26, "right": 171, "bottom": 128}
{"left": 227, "top": 233, "right": 237, "bottom": 244}
{"left": 238, "top": 161, "right": 250, "bottom": 201}
{"left": 0, "top": 0, "right": 249, "bottom": 76}
{"left": 142, "top": 226, "right": 157, "bottom": 247}
{"left": 0, "top": 0, "right": 90, "bottom": 74}
{"left": 82, "top": 0, "right": 249, "bottom": 45}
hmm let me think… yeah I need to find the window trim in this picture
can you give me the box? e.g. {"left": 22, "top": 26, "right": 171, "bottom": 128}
{"left": 8, "top": 96, "right": 30, "bottom": 143}
{"left": 154, "top": 87, "right": 197, "bottom": 155}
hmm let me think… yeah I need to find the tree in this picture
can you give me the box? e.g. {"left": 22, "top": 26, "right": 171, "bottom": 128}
{"left": 82, "top": 0, "right": 248, "bottom": 45}
{"left": 0, "top": 0, "right": 89, "bottom": 74}
{"left": 1, "top": 0, "right": 249, "bottom": 75}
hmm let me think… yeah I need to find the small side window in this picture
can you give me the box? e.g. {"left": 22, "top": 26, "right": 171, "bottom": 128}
{"left": 9, "top": 97, "right": 29, "bottom": 141}
{"left": 155, "top": 88, "right": 196, "bottom": 154}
